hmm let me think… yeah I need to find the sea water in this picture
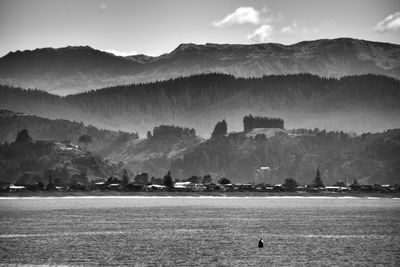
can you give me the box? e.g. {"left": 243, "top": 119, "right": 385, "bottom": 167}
{"left": 0, "top": 197, "right": 399, "bottom": 266}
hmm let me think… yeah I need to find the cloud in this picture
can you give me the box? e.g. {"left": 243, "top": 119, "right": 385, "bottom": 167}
{"left": 281, "top": 22, "right": 297, "bottom": 34}
{"left": 102, "top": 49, "right": 138, "bottom": 57}
{"left": 213, "top": 7, "right": 260, "bottom": 27}
{"left": 281, "top": 21, "right": 318, "bottom": 34}
{"left": 374, "top": 11, "right": 400, "bottom": 32}
{"left": 247, "top": 25, "right": 274, "bottom": 42}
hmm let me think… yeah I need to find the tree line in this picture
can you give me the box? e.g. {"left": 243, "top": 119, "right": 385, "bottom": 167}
{"left": 1, "top": 73, "right": 399, "bottom": 137}
{"left": 243, "top": 114, "right": 284, "bottom": 130}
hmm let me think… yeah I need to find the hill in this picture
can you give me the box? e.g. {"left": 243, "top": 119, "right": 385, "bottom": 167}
{"left": 0, "top": 130, "right": 123, "bottom": 184}
{"left": 0, "top": 110, "right": 138, "bottom": 155}
{"left": 0, "top": 73, "right": 399, "bottom": 136}
{"left": 1, "top": 115, "right": 398, "bottom": 186}
{"left": 107, "top": 125, "right": 203, "bottom": 177}
{"left": 170, "top": 128, "right": 400, "bottom": 185}
{"left": 0, "top": 38, "right": 399, "bottom": 95}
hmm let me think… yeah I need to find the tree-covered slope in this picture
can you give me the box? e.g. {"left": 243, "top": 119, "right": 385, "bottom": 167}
{"left": 107, "top": 125, "right": 203, "bottom": 178}
{"left": 0, "top": 73, "right": 399, "bottom": 136}
{"left": 170, "top": 128, "right": 400, "bottom": 185}
{"left": 0, "top": 130, "right": 122, "bottom": 184}
{"left": 0, "top": 110, "right": 138, "bottom": 155}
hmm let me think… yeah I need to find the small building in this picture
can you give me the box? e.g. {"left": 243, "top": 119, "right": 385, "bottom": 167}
{"left": 324, "top": 186, "right": 350, "bottom": 192}
{"left": 145, "top": 184, "right": 166, "bottom": 191}
{"left": 9, "top": 184, "right": 26, "bottom": 192}
{"left": 108, "top": 183, "right": 122, "bottom": 190}
{"left": 234, "top": 183, "right": 253, "bottom": 191}
{"left": 94, "top": 181, "right": 107, "bottom": 190}
{"left": 188, "top": 183, "right": 206, "bottom": 191}
{"left": 273, "top": 184, "right": 284, "bottom": 191}
{"left": 174, "top": 181, "right": 192, "bottom": 190}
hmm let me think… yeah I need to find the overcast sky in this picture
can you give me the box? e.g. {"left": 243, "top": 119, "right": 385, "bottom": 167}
{"left": 0, "top": 0, "right": 399, "bottom": 57}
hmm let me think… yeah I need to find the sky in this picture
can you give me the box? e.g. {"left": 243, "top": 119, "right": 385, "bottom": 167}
{"left": 0, "top": 0, "right": 399, "bottom": 57}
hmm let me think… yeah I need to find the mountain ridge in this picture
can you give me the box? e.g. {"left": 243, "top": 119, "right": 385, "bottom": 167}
{"left": 1, "top": 38, "right": 399, "bottom": 95}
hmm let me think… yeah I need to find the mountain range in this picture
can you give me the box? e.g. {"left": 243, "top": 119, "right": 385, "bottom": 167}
{"left": 0, "top": 37, "right": 399, "bottom": 185}
{"left": 0, "top": 38, "right": 399, "bottom": 95}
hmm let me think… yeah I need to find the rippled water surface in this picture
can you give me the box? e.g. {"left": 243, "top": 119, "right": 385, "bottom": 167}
{"left": 0, "top": 197, "right": 399, "bottom": 266}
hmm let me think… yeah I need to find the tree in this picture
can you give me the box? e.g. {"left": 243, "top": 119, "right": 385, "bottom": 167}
{"left": 350, "top": 178, "right": 361, "bottom": 191}
{"left": 163, "top": 171, "right": 173, "bottom": 188}
{"left": 311, "top": 169, "right": 324, "bottom": 188}
{"left": 15, "top": 129, "right": 33, "bottom": 144}
{"left": 188, "top": 175, "right": 200, "bottom": 183}
{"left": 134, "top": 173, "right": 149, "bottom": 185}
{"left": 334, "top": 181, "right": 346, "bottom": 187}
{"left": 218, "top": 178, "right": 231, "bottom": 185}
{"left": 202, "top": 175, "right": 212, "bottom": 184}
{"left": 243, "top": 115, "right": 284, "bottom": 131}
{"left": 46, "top": 175, "right": 56, "bottom": 191}
{"left": 121, "top": 169, "right": 129, "bottom": 187}
{"left": 283, "top": 178, "right": 298, "bottom": 192}
{"left": 79, "top": 135, "right": 92, "bottom": 151}
{"left": 211, "top": 120, "right": 227, "bottom": 138}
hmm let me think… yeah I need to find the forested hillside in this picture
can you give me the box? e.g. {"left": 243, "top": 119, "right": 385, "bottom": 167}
{"left": 0, "top": 73, "right": 399, "bottom": 136}
{"left": 0, "top": 110, "right": 138, "bottom": 154}
{"left": 1, "top": 112, "right": 399, "bottom": 185}
{"left": 107, "top": 125, "right": 203, "bottom": 177}
{"left": 170, "top": 128, "right": 400, "bottom": 185}
{"left": 0, "top": 130, "right": 122, "bottom": 184}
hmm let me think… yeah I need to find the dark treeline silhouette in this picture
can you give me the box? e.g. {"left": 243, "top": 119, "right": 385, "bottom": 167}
{"left": 151, "top": 125, "right": 196, "bottom": 139}
{"left": 1, "top": 73, "right": 399, "bottom": 136}
{"left": 211, "top": 120, "right": 227, "bottom": 138}
{"left": 243, "top": 114, "right": 284, "bottom": 131}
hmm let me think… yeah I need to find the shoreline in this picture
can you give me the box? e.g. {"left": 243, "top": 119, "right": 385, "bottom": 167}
{"left": 1, "top": 191, "right": 399, "bottom": 199}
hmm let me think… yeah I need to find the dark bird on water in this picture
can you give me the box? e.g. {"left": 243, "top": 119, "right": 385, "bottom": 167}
{"left": 258, "top": 238, "right": 264, "bottom": 248}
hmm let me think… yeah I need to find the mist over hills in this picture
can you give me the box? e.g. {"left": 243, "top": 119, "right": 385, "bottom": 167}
{"left": 0, "top": 127, "right": 123, "bottom": 184}
{"left": 169, "top": 128, "right": 400, "bottom": 185}
{"left": 1, "top": 111, "right": 399, "bottom": 185}
{"left": 0, "top": 73, "right": 399, "bottom": 137}
{"left": 0, "top": 110, "right": 138, "bottom": 155}
{"left": 0, "top": 38, "right": 399, "bottom": 95}
{"left": 108, "top": 126, "right": 203, "bottom": 177}
{"left": 1, "top": 37, "right": 399, "bottom": 185}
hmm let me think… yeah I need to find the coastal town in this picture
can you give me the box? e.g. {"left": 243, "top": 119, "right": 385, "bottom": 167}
{"left": 2, "top": 169, "right": 399, "bottom": 195}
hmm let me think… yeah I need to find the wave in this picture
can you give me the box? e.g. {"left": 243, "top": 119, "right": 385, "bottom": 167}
{"left": 0, "top": 231, "right": 129, "bottom": 238}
